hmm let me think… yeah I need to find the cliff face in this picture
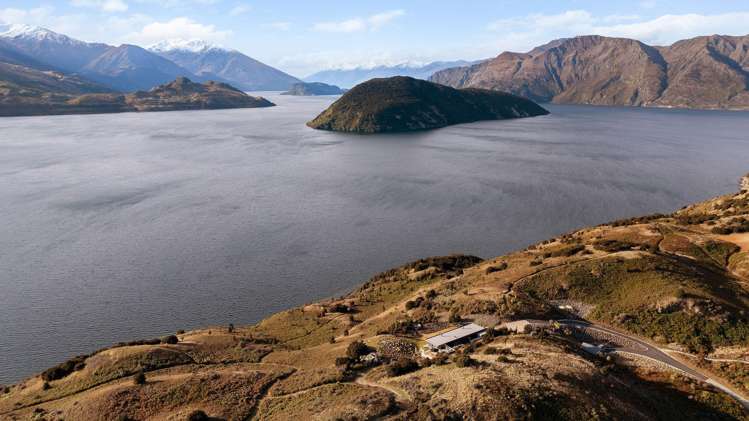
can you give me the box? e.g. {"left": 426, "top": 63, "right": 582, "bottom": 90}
{"left": 431, "top": 35, "right": 749, "bottom": 110}
{"left": 307, "top": 76, "right": 549, "bottom": 133}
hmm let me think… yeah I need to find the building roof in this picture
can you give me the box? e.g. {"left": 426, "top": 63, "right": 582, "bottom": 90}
{"left": 426, "top": 323, "right": 486, "bottom": 348}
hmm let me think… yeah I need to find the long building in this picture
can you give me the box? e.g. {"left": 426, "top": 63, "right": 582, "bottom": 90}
{"left": 425, "top": 323, "right": 486, "bottom": 351}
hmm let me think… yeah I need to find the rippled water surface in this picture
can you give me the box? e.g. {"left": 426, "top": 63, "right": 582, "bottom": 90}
{"left": 2, "top": 94, "right": 749, "bottom": 383}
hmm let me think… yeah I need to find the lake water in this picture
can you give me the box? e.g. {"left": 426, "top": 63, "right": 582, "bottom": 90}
{"left": 1, "top": 94, "right": 749, "bottom": 384}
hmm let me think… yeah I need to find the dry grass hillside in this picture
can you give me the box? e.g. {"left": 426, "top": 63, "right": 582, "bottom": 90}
{"left": 2, "top": 176, "right": 749, "bottom": 420}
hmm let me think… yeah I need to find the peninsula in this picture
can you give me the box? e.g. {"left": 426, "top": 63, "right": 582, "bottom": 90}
{"left": 0, "top": 77, "right": 274, "bottom": 117}
{"left": 3, "top": 175, "right": 749, "bottom": 420}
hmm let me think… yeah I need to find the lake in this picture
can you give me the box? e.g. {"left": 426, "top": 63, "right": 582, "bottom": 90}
{"left": 1, "top": 94, "right": 749, "bottom": 383}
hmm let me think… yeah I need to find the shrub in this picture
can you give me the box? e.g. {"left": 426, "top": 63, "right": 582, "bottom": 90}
{"left": 529, "top": 259, "right": 543, "bottom": 266}
{"left": 335, "top": 357, "right": 351, "bottom": 370}
{"left": 41, "top": 355, "right": 88, "bottom": 381}
{"left": 1, "top": 386, "right": 9, "bottom": 394}
{"left": 187, "top": 410, "right": 209, "bottom": 421}
{"left": 346, "top": 341, "right": 373, "bottom": 360}
{"left": 227, "top": 323, "right": 235, "bottom": 333}
{"left": 448, "top": 310, "right": 461, "bottom": 323}
{"left": 176, "top": 329, "right": 185, "bottom": 335}
{"left": 114, "top": 338, "right": 161, "bottom": 347}
{"left": 405, "top": 300, "right": 420, "bottom": 310}
{"left": 41, "top": 381, "right": 51, "bottom": 390}
{"left": 543, "top": 244, "right": 585, "bottom": 258}
{"left": 453, "top": 354, "right": 475, "bottom": 368}
{"left": 161, "top": 335, "right": 178, "bottom": 345}
{"left": 485, "top": 262, "right": 508, "bottom": 274}
{"left": 432, "top": 354, "right": 448, "bottom": 365}
{"left": 133, "top": 369, "right": 146, "bottom": 385}
{"left": 592, "top": 239, "right": 635, "bottom": 252}
{"left": 328, "top": 303, "right": 354, "bottom": 313}
{"left": 386, "top": 358, "right": 418, "bottom": 377}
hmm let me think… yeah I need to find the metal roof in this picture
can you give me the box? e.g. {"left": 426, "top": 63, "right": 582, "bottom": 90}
{"left": 426, "top": 323, "right": 486, "bottom": 348}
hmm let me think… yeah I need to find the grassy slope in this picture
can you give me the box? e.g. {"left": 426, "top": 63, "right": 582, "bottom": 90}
{"left": 2, "top": 178, "right": 749, "bottom": 420}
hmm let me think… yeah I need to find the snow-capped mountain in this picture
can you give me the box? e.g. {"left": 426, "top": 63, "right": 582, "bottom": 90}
{"left": 304, "top": 60, "right": 479, "bottom": 88}
{"left": 80, "top": 44, "right": 199, "bottom": 92}
{"left": 0, "top": 27, "right": 301, "bottom": 92}
{"left": 149, "top": 39, "right": 300, "bottom": 91}
{"left": 149, "top": 39, "right": 227, "bottom": 54}
{"left": 0, "top": 23, "right": 87, "bottom": 45}
{"left": 0, "top": 23, "right": 109, "bottom": 73}
{"left": 0, "top": 25, "right": 200, "bottom": 91}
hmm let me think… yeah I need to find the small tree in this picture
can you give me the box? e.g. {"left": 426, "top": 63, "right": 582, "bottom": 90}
{"left": 386, "top": 358, "right": 418, "bottom": 377}
{"left": 161, "top": 335, "right": 178, "bottom": 344}
{"left": 453, "top": 354, "right": 475, "bottom": 368}
{"left": 227, "top": 323, "right": 235, "bottom": 333}
{"left": 133, "top": 369, "right": 146, "bottom": 385}
{"left": 346, "top": 341, "right": 372, "bottom": 360}
{"left": 187, "top": 410, "right": 209, "bottom": 421}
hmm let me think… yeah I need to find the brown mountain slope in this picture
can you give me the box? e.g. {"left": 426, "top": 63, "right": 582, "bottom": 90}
{"left": 431, "top": 34, "right": 749, "bottom": 110}
{"left": 3, "top": 176, "right": 749, "bottom": 419}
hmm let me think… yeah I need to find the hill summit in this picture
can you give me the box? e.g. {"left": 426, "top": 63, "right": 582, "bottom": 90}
{"left": 307, "top": 76, "right": 549, "bottom": 133}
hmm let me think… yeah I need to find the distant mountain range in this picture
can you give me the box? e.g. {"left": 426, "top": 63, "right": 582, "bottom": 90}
{"left": 148, "top": 39, "right": 300, "bottom": 91}
{"left": 0, "top": 24, "right": 301, "bottom": 92}
{"left": 304, "top": 61, "right": 478, "bottom": 88}
{"left": 431, "top": 34, "right": 749, "bottom": 110}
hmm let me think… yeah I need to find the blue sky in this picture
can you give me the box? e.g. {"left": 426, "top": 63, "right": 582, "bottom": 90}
{"left": 2, "top": 0, "right": 749, "bottom": 77}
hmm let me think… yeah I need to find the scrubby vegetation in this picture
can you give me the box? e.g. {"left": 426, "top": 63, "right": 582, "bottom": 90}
{"left": 40, "top": 355, "right": 87, "bottom": 381}
{"left": 622, "top": 311, "right": 749, "bottom": 353}
{"left": 5, "top": 178, "right": 749, "bottom": 420}
{"left": 133, "top": 369, "right": 146, "bottom": 385}
{"left": 386, "top": 357, "right": 419, "bottom": 376}
{"left": 543, "top": 244, "right": 586, "bottom": 258}
{"left": 592, "top": 239, "right": 635, "bottom": 252}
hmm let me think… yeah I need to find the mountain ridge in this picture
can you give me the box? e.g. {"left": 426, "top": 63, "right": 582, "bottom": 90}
{"left": 0, "top": 27, "right": 301, "bottom": 92}
{"left": 305, "top": 60, "right": 479, "bottom": 89}
{"left": 430, "top": 34, "right": 749, "bottom": 110}
{"left": 149, "top": 38, "right": 301, "bottom": 91}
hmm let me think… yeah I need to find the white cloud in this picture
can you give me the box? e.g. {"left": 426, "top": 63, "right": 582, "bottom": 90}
{"left": 313, "top": 9, "right": 404, "bottom": 33}
{"left": 368, "top": 10, "right": 405, "bottom": 30}
{"left": 639, "top": 1, "right": 657, "bottom": 9}
{"left": 134, "top": 0, "right": 219, "bottom": 7}
{"left": 485, "top": 10, "right": 749, "bottom": 54}
{"left": 229, "top": 4, "right": 251, "bottom": 17}
{"left": 590, "top": 13, "right": 749, "bottom": 45}
{"left": 0, "top": 6, "right": 93, "bottom": 39}
{"left": 314, "top": 18, "right": 365, "bottom": 33}
{"left": 70, "top": 0, "right": 128, "bottom": 13}
{"left": 0, "top": 6, "right": 55, "bottom": 25}
{"left": 264, "top": 22, "right": 291, "bottom": 31}
{"left": 124, "top": 17, "right": 230, "bottom": 44}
